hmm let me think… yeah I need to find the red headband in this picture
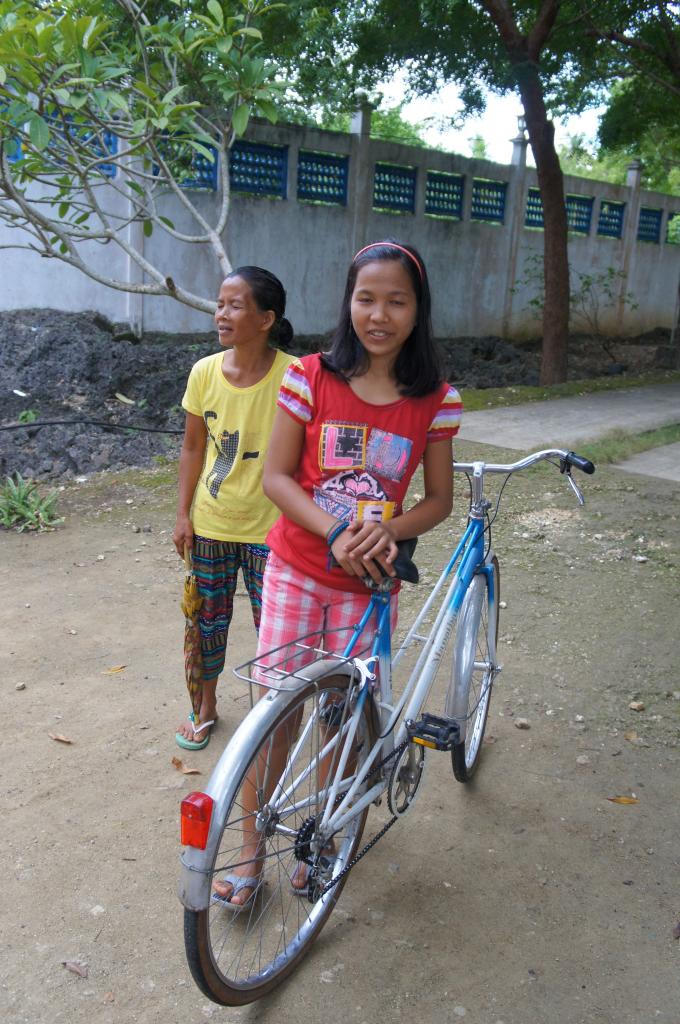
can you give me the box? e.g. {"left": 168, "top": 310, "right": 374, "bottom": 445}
{"left": 353, "top": 242, "right": 424, "bottom": 282}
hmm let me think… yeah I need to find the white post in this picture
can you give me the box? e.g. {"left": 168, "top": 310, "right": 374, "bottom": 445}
{"left": 502, "top": 122, "right": 529, "bottom": 336}
{"left": 348, "top": 97, "right": 374, "bottom": 253}
{"left": 617, "top": 159, "right": 643, "bottom": 331}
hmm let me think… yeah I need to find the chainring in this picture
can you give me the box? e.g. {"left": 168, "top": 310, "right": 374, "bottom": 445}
{"left": 387, "top": 742, "right": 426, "bottom": 816}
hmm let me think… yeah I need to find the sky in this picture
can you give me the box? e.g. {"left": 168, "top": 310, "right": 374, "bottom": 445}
{"left": 380, "top": 75, "right": 605, "bottom": 166}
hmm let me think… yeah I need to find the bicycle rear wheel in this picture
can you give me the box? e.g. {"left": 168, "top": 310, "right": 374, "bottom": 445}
{"left": 184, "top": 667, "right": 373, "bottom": 1005}
{"left": 445, "top": 557, "right": 500, "bottom": 782}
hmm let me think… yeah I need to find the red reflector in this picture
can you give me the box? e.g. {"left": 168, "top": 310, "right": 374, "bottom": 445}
{"left": 180, "top": 791, "right": 214, "bottom": 849}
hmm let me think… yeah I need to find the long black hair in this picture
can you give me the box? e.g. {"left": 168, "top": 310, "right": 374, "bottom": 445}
{"left": 226, "top": 266, "right": 294, "bottom": 348}
{"left": 321, "top": 239, "right": 442, "bottom": 397}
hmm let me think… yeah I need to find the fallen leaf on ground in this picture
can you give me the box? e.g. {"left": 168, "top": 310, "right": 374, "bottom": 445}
{"left": 49, "top": 732, "right": 74, "bottom": 744}
{"left": 62, "top": 960, "right": 88, "bottom": 978}
{"left": 115, "top": 392, "right": 135, "bottom": 405}
{"left": 629, "top": 701, "right": 645, "bottom": 712}
{"left": 102, "top": 665, "right": 127, "bottom": 674}
{"left": 171, "top": 756, "right": 201, "bottom": 775}
{"left": 103, "top": 992, "right": 115, "bottom": 1003}
{"left": 607, "top": 795, "right": 639, "bottom": 805}
{"left": 624, "top": 730, "right": 638, "bottom": 742}
{"left": 483, "top": 735, "right": 496, "bottom": 744}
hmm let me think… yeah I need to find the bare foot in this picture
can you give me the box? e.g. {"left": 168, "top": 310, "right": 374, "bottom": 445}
{"left": 213, "top": 850, "right": 262, "bottom": 906}
{"left": 176, "top": 699, "right": 218, "bottom": 742}
{"left": 291, "top": 841, "right": 336, "bottom": 891}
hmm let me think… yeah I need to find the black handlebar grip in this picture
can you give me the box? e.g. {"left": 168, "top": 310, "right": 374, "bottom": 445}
{"left": 379, "top": 537, "right": 419, "bottom": 584}
{"left": 566, "top": 451, "right": 596, "bottom": 475}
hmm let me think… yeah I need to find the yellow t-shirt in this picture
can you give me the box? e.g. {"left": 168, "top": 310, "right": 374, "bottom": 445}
{"left": 182, "top": 349, "right": 297, "bottom": 543}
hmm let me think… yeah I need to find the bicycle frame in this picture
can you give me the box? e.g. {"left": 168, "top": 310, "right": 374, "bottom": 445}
{"left": 304, "top": 510, "right": 496, "bottom": 839}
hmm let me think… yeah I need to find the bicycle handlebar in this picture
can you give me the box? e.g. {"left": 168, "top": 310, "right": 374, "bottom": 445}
{"left": 453, "top": 448, "right": 595, "bottom": 476}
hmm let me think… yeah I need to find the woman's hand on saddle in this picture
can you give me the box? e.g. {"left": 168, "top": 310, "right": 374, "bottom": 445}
{"left": 173, "top": 514, "right": 194, "bottom": 558}
{"left": 331, "top": 520, "right": 398, "bottom": 583}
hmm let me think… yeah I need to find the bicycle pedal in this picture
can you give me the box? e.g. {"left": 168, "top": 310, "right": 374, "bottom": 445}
{"left": 408, "top": 713, "right": 460, "bottom": 752}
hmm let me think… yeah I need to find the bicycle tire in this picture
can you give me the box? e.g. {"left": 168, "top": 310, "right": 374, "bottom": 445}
{"left": 184, "top": 664, "right": 373, "bottom": 1005}
{"left": 445, "top": 556, "right": 500, "bottom": 782}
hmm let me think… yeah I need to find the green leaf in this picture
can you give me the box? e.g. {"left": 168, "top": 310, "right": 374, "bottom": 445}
{"left": 231, "top": 102, "right": 249, "bottom": 137}
{"left": 186, "top": 139, "right": 215, "bottom": 162}
{"left": 159, "top": 215, "right": 175, "bottom": 230}
{"left": 143, "top": 220, "right": 153, "bottom": 237}
{"left": 235, "top": 27, "right": 262, "bottom": 39}
{"left": 0, "top": 67, "right": 6, "bottom": 86}
{"left": 28, "top": 115, "right": 49, "bottom": 150}
{"left": 207, "top": 0, "right": 224, "bottom": 27}
{"left": 58, "top": 201, "right": 69, "bottom": 218}
{"left": 255, "top": 98, "right": 278, "bottom": 122}
{"left": 216, "top": 35, "right": 233, "bottom": 56}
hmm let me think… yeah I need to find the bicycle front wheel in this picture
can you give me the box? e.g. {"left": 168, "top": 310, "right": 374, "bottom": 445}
{"left": 445, "top": 557, "right": 500, "bottom": 782}
{"left": 184, "top": 666, "right": 373, "bottom": 1005}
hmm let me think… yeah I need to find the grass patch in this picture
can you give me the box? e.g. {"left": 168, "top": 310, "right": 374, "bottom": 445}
{"left": 461, "top": 369, "right": 680, "bottom": 412}
{"left": 578, "top": 422, "right": 680, "bottom": 465}
{"left": 0, "top": 474, "right": 63, "bottom": 532}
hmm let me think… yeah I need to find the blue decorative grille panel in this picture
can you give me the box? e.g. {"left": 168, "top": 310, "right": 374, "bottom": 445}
{"left": 425, "top": 171, "right": 464, "bottom": 219}
{"left": 373, "top": 163, "right": 416, "bottom": 212}
{"left": 297, "top": 150, "right": 348, "bottom": 205}
{"left": 471, "top": 179, "right": 507, "bottom": 222}
{"left": 44, "top": 114, "right": 117, "bottom": 178}
{"left": 180, "top": 145, "right": 218, "bottom": 190}
{"left": 525, "top": 187, "right": 544, "bottom": 228}
{"left": 98, "top": 130, "right": 118, "bottom": 179}
{"left": 153, "top": 138, "right": 218, "bottom": 189}
{"left": 637, "top": 207, "right": 662, "bottom": 243}
{"left": 565, "top": 194, "right": 593, "bottom": 234}
{"left": 230, "top": 140, "right": 287, "bottom": 198}
{"left": 597, "top": 200, "right": 625, "bottom": 238}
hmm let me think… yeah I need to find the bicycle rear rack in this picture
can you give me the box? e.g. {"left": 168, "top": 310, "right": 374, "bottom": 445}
{"left": 233, "top": 626, "right": 375, "bottom": 695}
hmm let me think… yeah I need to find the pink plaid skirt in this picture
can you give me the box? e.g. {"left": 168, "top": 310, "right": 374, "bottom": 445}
{"left": 253, "top": 552, "right": 398, "bottom": 686}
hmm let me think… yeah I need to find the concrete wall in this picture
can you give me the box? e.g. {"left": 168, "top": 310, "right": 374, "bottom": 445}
{"left": 2, "top": 115, "right": 679, "bottom": 338}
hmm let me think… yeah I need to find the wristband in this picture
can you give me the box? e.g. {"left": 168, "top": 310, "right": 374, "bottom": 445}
{"left": 326, "top": 519, "right": 350, "bottom": 548}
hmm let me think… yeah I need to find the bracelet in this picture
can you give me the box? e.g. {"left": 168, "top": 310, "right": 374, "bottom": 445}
{"left": 326, "top": 519, "right": 350, "bottom": 548}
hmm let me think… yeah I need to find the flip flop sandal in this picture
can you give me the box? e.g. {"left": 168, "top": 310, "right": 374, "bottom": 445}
{"left": 211, "top": 873, "right": 261, "bottom": 913}
{"left": 175, "top": 712, "right": 215, "bottom": 751}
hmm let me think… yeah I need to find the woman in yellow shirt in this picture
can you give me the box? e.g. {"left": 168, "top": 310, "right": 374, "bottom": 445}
{"left": 173, "top": 267, "right": 297, "bottom": 749}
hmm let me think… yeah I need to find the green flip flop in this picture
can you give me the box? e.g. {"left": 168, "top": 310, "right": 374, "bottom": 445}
{"left": 175, "top": 712, "right": 215, "bottom": 751}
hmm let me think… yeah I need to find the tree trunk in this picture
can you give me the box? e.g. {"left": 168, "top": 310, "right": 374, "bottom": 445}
{"left": 477, "top": 0, "right": 570, "bottom": 385}
{"left": 671, "top": 270, "right": 680, "bottom": 370}
{"left": 517, "top": 68, "right": 570, "bottom": 385}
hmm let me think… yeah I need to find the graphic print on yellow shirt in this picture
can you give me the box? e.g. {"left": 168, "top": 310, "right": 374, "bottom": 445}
{"left": 182, "top": 349, "right": 296, "bottom": 544}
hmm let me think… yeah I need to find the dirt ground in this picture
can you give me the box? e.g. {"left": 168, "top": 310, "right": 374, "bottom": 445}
{"left": 1, "top": 440, "right": 679, "bottom": 1024}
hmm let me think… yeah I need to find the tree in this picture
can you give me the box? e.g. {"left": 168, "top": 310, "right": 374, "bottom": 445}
{"left": 267, "top": 0, "right": 609, "bottom": 384}
{"left": 0, "top": 0, "right": 282, "bottom": 318}
{"left": 581, "top": 2, "right": 680, "bottom": 363}
{"left": 314, "top": 103, "right": 429, "bottom": 147}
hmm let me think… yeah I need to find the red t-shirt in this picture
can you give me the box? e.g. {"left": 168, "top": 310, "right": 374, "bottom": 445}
{"left": 266, "top": 353, "right": 462, "bottom": 594}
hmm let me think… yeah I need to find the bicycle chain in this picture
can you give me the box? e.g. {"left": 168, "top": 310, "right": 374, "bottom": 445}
{"left": 315, "top": 738, "right": 410, "bottom": 899}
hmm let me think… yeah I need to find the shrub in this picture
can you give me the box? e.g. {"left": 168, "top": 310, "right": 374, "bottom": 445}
{"left": 0, "top": 474, "right": 63, "bottom": 532}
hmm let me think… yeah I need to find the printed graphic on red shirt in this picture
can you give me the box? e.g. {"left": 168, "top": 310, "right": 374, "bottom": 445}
{"left": 319, "top": 422, "right": 367, "bottom": 470}
{"left": 314, "top": 422, "right": 409, "bottom": 523}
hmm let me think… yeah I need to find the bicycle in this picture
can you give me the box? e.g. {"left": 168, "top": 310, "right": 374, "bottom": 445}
{"left": 178, "top": 447, "right": 595, "bottom": 1005}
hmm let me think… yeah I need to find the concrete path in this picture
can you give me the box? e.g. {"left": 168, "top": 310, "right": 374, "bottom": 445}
{"left": 613, "top": 440, "right": 680, "bottom": 482}
{"left": 458, "top": 382, "right": 680, "bottom": 481}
